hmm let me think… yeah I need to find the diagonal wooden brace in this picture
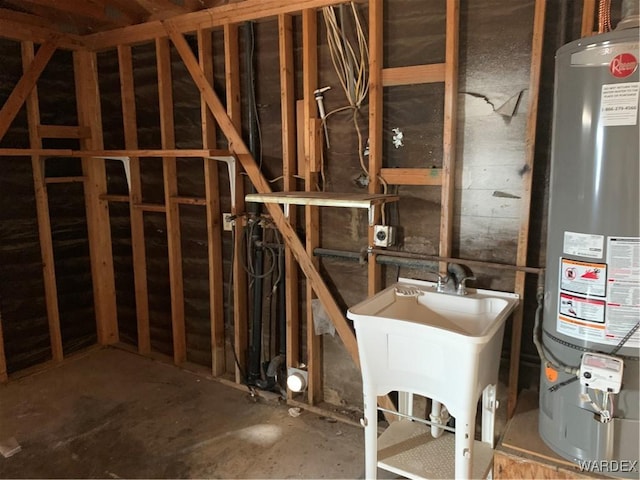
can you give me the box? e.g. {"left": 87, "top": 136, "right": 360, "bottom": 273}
{"left": 166, "top": 24, "right": 398, "bottom": 415}
{"left": 0, "top": 37, "right": 59, "bottom": 143}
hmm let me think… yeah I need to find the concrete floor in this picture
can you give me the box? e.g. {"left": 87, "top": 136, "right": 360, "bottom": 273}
{"left": 0, "top": 348, "right": 367, "bottom": 479}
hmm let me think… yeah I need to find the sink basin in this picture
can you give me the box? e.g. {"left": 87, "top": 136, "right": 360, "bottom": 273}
{"left": 348, "top": 277, "right": 519, "bottom": 342}
{"left": 347, "top": 277, "right": 519, "bottom": 418}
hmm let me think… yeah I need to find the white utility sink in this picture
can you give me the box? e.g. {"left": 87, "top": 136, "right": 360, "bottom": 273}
{"left": 348, "top": 277, "right": 519, "bottom": 479}
{"left": 348, "top": 277, "right": 519, "bottom": 341}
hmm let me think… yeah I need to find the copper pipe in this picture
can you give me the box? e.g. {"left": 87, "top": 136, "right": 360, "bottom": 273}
{"left": 598, "top": 0, "right": 612, "bottom": 33}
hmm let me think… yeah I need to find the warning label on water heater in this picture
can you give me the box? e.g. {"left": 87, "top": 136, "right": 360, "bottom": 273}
{"left": 600, "top": 82, "right": 639, "bottom": 126}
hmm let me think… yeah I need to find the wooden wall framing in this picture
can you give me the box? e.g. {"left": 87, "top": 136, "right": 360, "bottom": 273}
{"left": 0, "top": 0, "right": 548, "bottom": 426}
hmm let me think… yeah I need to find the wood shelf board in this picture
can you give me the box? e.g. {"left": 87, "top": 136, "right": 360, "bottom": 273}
{"left": 245, "top": 191, "right": 399, "bottom": 209}
{"left": 377, "top": 420, "right": 493, "bottom": 479}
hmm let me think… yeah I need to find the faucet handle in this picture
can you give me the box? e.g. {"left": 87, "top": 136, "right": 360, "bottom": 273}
{"left": 457, "top": 276, "right": 476, "bottom": 295}
{"left": 436, "top": 273, "right": 449, "bottom": 292}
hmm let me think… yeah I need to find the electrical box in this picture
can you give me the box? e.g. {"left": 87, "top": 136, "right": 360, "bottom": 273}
{"left": 223, "top": 213, "right": 234, "bottom": 232}
{"left": 374, "top": 225, "right": 395, "bottom": 247}
{"left": 579, "top": 353, "right": 624, "bottom": 393}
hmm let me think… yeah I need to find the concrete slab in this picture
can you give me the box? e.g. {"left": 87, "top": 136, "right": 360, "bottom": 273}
{"left": 0, "top": 348, "right": 366, "bottom": 479}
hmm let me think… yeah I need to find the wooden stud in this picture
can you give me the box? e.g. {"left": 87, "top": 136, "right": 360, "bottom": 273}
{"left": 224, "top": 23, "right": 248, "bottom": 383}
{"left": 509, "top": 0, "right": 546, "bottom": 419}
{"left": 581, "top": 0, "right": 596, "bottom": 37}
{"left": 100, "top": 194, "right": 131, "bottom": 202}
{"left": 172, "top": 196, "right": 207, "bottom": 206}
{"left": 302, "top": 8, "right": 323, "bottom": 405}
{"left": 157, "top": 36, "right": 186, "bottom": 365}
{"left": 438, "top": 0, "right": 460, "bottom": 264}
{"left": 166, "top": 24, "right": 362, "bottom": 375}
{"left": 73, "top": 49, "right": 119, "bottom": 345}
{"left": 0, "top": 39, "right": 58, "bottom": 143}
{"left": 198, "top": 27, "right": 226, "bottom": 377}
{"left": 118, "top": 44, "right": 151, "bottom": 355}
{"left": 134, "top": 203, "right": 167, "bottom": 212}
{"left": 37, "top": 124, "right": 91, "bottom": 139}
{"left": 279, "top": 13, "right": 300, "bottom": 392}
{"left": 21, "top": 41, "right": 64, "bottom": 363}
{"left": 367, "top": 0, "right": 383, "bottom": 298}
{"left": 382, "top": 64, "right": 446, "bottom": 87}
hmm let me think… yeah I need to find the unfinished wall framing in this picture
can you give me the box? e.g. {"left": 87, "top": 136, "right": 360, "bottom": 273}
{"left": 0, "top": 0, "right": 600, "bottom": 419}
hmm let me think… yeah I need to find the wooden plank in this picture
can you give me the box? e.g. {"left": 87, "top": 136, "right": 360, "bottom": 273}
{"left": 22, "top": 41, "right": 64, "bottom": 364}
{"left": 246, "top": 192, "right": 399, "bottom": 208}
{"left": 382, "top": 64, "right": 446, "bottom": 87}
{"left": 100, "top": 194, "right": 130, "bottom": 202}
{"left": 198, "top": 28, "right": 226, "bottom": 377}
{"left": 171, "top": 196, "right": 207, "bottom": 205}
{"left": 438, "top": 0, "right": 460, "bottom": 263}
{"left": 0, "top": 39, "right": 58, "bottom": 143}
{"left": 73, "top": 49, "right": 119, "bottom": 345}
{"left": 134, "top": 203, "right": 167, "bottom": 212}
{"left": 37, "top": 124, "right": 91, "bottom": 139}
{"left": 117, "top": 44, "right": 151, "bottom": 356}
{"left": 0, "top": 148, "right": 74, "bottom": 156}
{"left": 368, "top": 0, "right": 383, "bottom": 298}
{"left": 296, "top": 100, "right": 305, "bottom": 176}
{"left": 302, "top": 8, "right": 323, "bottom": 405}
{"left": 279, "top": 13, "right": 300, "bottom": 398}
{"left": 44, "top": 176, "right": 85, "bottom": 184}
{"left": 0, "top": 307, "right": 6, "bottom": 382}
{"left": 509, "top": 0, "right": 546, "bottom": 419}
{"left": 224, "top": 23, "right": 248, "bottom": 384}
{"left": 86, "top": 0, "right": 352, "bottom": 51}
{"left": 0, "top": 19, "right": 83, "bottom": 50}
{"left": 73, "top": 149, "right": 231, "bottom": 157}
{"left": 581, "top": 0, "right": 596, "bottom": 37}
{"left": 166, "top": 24, "right": 362, "bottom": 377}
{"left": 380, "top": 167, "right": 442, "bottom": 186}
{"left": 157, "top": 36, "right": 186, "bottom": 366}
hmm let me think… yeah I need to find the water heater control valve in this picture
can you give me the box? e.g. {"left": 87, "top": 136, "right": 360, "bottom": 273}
{"left": 579, "top": 353, "right": 624, "bottom": 394}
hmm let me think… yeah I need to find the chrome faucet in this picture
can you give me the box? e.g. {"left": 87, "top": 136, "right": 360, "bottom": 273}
{"left": 435, "top": 266, "right": 476, "bottom": 296}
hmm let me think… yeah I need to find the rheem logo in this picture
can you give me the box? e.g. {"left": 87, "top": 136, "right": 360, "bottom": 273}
{"left": 609, "top": 53, "right": 638, "bottom": 78}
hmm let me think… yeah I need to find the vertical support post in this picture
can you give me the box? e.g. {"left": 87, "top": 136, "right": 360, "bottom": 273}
{"left": 156, "top": 37, "right": 186, "bottom": 365}
{"left": 118, "top": 44, "right": 151, "bottom": 355}
{"left": 279, "top": 12, "right": 300, "bottom": 396}
{"left": 0, "top": 309, "right": 6, "bottom": 382}
{"left": 438, "top": 0, "right": 460, "bottom": 266}
{"left": 225, "top": 23, "right": 248, "bottom": 383}
{"left": 198, "top": 28, "right": 226, "bottom": 376}
{"left": 302, "top": 8, "right": 322, "bottom": 405}
{"left": 22, "top": 41, "right": 63, "bottom": 362}
{"left": 367, "top": 0, "right": 383, "bottom": 297}
{"left": 509, "top": 0, "right": 546, "bottom": 418}
{"left": 73, "top": 49, "right": 118, "bottom": 345}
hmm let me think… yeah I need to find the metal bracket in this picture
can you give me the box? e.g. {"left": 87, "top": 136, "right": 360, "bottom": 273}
{"left": 207, "top": 156, "right": 237, "bottom": 209}
{"left": 95, "top": 156, "right": 131, "bottom": 191}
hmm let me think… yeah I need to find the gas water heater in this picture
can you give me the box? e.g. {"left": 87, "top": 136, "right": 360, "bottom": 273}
{"left": 538, "top": 8, "right": 639, "bottom": 477}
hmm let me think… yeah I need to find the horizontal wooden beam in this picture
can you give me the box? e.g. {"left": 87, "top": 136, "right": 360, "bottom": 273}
{"left": 382, "top": 63, "right": 446, "bottom": 87}
{"left": 171, "top": 196, "right": 207, "bottom": 205}
{"left": 0, "top": 39, "right": 58, "bottom": 143}
{"left": 0, "top": 148, "right": 229, "bottom": 157}
{"left": 99, "top": 194, "right": 130, "bottom": 202}
{"left": 85, "top": 0, "right": 352, "bottom": 50}
{"left": 134, "top": 203, "right": 166, "bottom": 212}
{"left": 44, "top": 175, "right": 85, "bottom": 184}
{"left": 0, "top": 19, "right": 83, "bottom": 50}
{"left": 380, "top": 167, "right": 443, "bottom": 185}
{"left": 38, "top": 124, "right": 91, "bottom": 139}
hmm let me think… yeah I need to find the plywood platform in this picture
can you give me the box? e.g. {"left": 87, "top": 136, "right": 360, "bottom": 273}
{"left": 494, "top": 391, "right": 608, "bottom": 479}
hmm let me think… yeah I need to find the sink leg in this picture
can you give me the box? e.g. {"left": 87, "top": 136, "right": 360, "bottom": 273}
{"left": 363, "top": 390, "right": 378, "bottom": 479}
{"left": 454, "top": 412, "right": 474, "bottom": 479}
{"left": 481, "top": 384, "right": 497, "bottom": 447}
{"left": 398, "top": 391, "right": 413, "bottom": 417}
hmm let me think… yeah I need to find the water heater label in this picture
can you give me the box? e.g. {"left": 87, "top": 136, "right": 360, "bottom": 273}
{"left": 560, "top": 258, "right": 607, "bottom": 297}
{"left": 563, "top": 231, "right": 604, "bottom": 258}
{"left": 600, "top": 82, "right": 639, "bottom": 126}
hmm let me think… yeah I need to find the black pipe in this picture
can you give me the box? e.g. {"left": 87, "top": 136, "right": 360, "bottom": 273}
{"left": 247, "top": 241, "right": 264, "bottom": 385}
{"left": 277, "top": 249, "right": 286, "bottom": 357}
